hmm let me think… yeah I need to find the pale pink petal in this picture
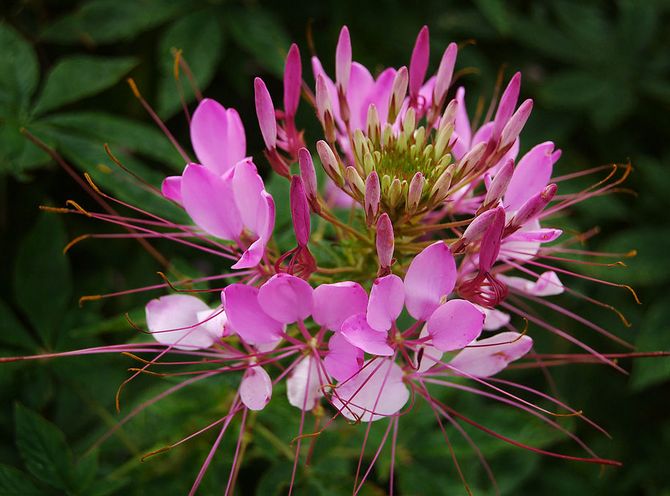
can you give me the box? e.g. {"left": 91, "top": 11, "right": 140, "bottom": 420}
{"left": 335, "top": 26, "right": 352, "bottom": 92}
{"left": 311, "top": 56, "right": 341, "bottom": 123}
{"left": 181, "top": 163, "right": 242, "bottom": 241}
{"left": 161, "top": 175, "right": 183, "bottom": 204}
{"left": 254, "top": 77, "right": 277, "bottom": 149}
{"left": 367, "top": 274, "right": 404, "bottom": 332}
{"left": 232, "top": 159, "right": 266, "bottom": 234}
{"left": 312, "top": 282, "right": 368, "bottom": 331}
{"left": 341, "top": 313, "right": 393, "bottom": 356}
{"left": 257, "top": 273, "right": 313, "bottom": 324}
{"left": 404, "top": 241, "right": 457, "bottom": 320}
{"left": 505, "top": 227, "right": 562, "bottom": 243}
{"left": 347, "top": 62, "right": 375, "bottom": 130}
{"left": 232, "top": 191, "right": 275, "bottom": 269}
{"left": 449, "top": 332, "right": 533, "bottom": 377}
{"left": 504, "top": 142, "right": 558, "bottom": 211}
{"left": 499, "top": 271, "right": 564, "bottom": 297}
{"left": 476, "top": 306, "right": 511, "bottom": 331}
{"left": 145, "top": 294, "right": 213, "bottom": 350}
{"left": 240, "top": 366, "right": 272, "bottom": 411}
{"left": 223, "top": 284, "right": 283, "bottom": 345}
{"left": 500, "top": 218, "right": 542, "bottom": 261}
{"left": 190, "top": 99, "right": 246, "bottom": 174}
{"left": 492, "top": 72, "right": 521, "bottom": 139}
{"left": 415, "top": 326, "right": 443, "bottom": 373}
{"left": 426, "top": 299, "right": 484, "bottom": 352}
{"left": 287, "top": 356, "right": 323, "bottom": 411}
{"left": 324, "top": 332, "right": 364, "bottom": 382}
{"left": 331, "top": 359, "right": 409, "bottom": 422}
{"left": 196, "top": 307, "right": 229, "bottom": 340}
{"left": 451, "top": 87, "right": 471, "bottom": 158}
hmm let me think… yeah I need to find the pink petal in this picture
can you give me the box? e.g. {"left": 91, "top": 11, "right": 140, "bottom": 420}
{"left": 367, "top": 274, "right": 404, "bottom": 332}
{"left": 145, "top": 294, "right": 214, "bottom": 350}
{"left": 347, "top": 62, "right": 375, "bottom": 130}
{"left": 161, "top": 175, "right": 183, "bottom": 205}
{"left": 223, "top": 284, "right": 283, "bottom": 345}
{"left": 449, "top": 332, "right": 533, "bottom": 377}
{"left": 451, "top": 87, "right": 471, "bottom": 158}
{"left": 324, "top": 332, "right": 364, "bottom": 382}
{"left": 409, "top": 26, "right": 430, "bottom": 99}
{"left": 312, "top": 282, "right": 368, "bottom": 331}
{"left": 415, "top": 326, "right": 443, "bottom": 373}
{"left": 434, "top": 42, "right": 458, "bottom": 105}
{"left": 257, "top": 273, "right": 313, "bottom": 324}
{"left": 492, "top": 72, "right": 521, "bottom": 139}
{"left": 478, "top": 306, "right": 511, "bottom": 331}
{"left": 311, "top": 56, "right": 341, "bottom": 124}
{"left": 331, "top": 359, "right": 409, "bottom": 422}
{"left": 240, "top": 366, "right": 272, "bottom": 411}
{"left": 335, "top": 26, "right": 352, "bottom": 92}
{"left": 190, "top": 99, "right": 246, "bottom": 174}
{"left": 505, "top": 142, "right": 558, "bottom": 211}
{"left": 232, "top": 159, "right": 266, "bottom": 234}
{"left": 287, "top": 356, "right": 323, "bottom": 410}
{"left": 404, "top": 241, "right": 457, "bottom": 320}
{"left": 181, "top": 163, "right": 242, "bottom": 240}
{"left": 426, "top": 299, "right": 484, "bottom": 352}
{"left": 196, "top": 307, "right": 229, "bottom": 340}
{"left": 341, "top": 313, "right": 393, "bottom": 356}
{"left": 499, "top": 271, "right": 564, "bottom": 297}
{"left": 232, "top": 191, "right": 275, "bottom": 269}
{"left": 254, "top": 77, "right": 277, "bottom": 149}
{"left": 365, "top": 67, "right": 396, "bottom": 124}
{"left": 283, "top": 43, "right": 302, "bottom": 117}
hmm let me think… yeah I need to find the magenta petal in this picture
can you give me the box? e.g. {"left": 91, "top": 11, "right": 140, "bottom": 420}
{"left": 341, "top": 313, "right": 393, "bottom": 356}
{"left": 409, "top": 25, "right": 430, "bottom": 98}
{"left": 331, "top": 359, "right": 409, "bottom": 422}
{"left": 145, "top": 294, "right": 214, "bottom": 350}
{"left": 312, "top": 282, "right": 368, "bottom": 331}
{"left": 367, "top": 274, "right": 404, "bottom": 332}
{"left": 287, "top": 356, "right": 323, "bottom": 410}
{"left": 324, "top": 332, "right": 364, "bottom": 382}
{"left": 223, "top": 284, "right": 283, "bottom": 345}
{"left": 505, "top": 141, "right": 558, "bottom": 211}
{"left": 347, "top": 62, "right": 375, "bottom": 130}
{"left": 181, "top": 163, "right": 242, "bottom": 241}
{"left": 427, "top": 299, "right": 484, "bottom": 352}
{"left": 190, "top": 99, "right": 246, "bottom": 174}
{"left": 283, "top": 43, "right": 302, "bottom": 117}
{"left": 404, "top": 241, "right": 457, "bottom": 320}
{"left": 258, "top": 274, "right": 313, "bottom": 324}
{"left": 161, "top": 175, "right": 183, "bottom": 204}
{"left": 254, "top": 77, "right": 277, "bottom": 149}
{"left": 240, "top": 366, "right": 272, "bottom": 411}
{"left": 449, "top": 332, "right": 533, "bottom": 377}
{"left": 232, "top": 160, "right": 265, "bottom": 232}
{"left": 492, "top": 72, "right": 521, "bottom": 139}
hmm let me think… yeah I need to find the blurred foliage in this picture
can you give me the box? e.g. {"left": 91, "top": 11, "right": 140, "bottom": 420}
{"left": 1, "top": 0, "right": 670, "bottom": 494}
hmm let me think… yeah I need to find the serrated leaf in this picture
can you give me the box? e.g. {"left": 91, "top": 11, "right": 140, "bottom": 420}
{"left": 13, "top": 213, "right": 72, "bottom": 347}
{"left": 14, "top": 404, "right": 73, "bottom": 490}
{"left": 33, "top": 56, "right": 137, "bottom": 115}
{"left": 41, "top": 0, "right": 184, "bottom": 45}
{"left": 157, "top": 10, "right": 224, "bottom": 117}
{"left": 0, "top": 22, "right": 38, "bottom": 112}
{"left": 0, "top": 464, "right": 42, "bottom": 496}
{"left": 227, "top": 8, "right": 290, "bottom": 76}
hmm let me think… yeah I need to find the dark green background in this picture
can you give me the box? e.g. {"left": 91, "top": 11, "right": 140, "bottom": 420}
{"left": 1, "top": 0, "right": 669, "bottom": 494}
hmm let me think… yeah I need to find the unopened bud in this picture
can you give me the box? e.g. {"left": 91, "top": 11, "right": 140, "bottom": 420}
{"left": 335, "top": 26, "right": 352, "bottom": 93}
{"left": 482, "top": 158, "right": 514, "bottom": 209}
{"left": 478, "top": 206, "right": 506, "bottom": 272}
{"left": 316, "top": 140, "right": 341, "bottom": 182}
{"left": 407, "top": 172, "right": 425, "bottom": 213}
{"left": 365, "top": 171, "right": 381, "bottom": 224}
{"left": 433, "top": 42, "right": 458, "bottom": 107}
{"left": 499, "top": 99, "right": 533, "bottom": 151}
{"left": 492, "top": 72, "right": 521, "bottom": 140}
{"left": 376, "top": 213, "right": 395, "bottom": 270}
{"left": 388, "top": 66, "right": 408, "bottom": 123}
{"left": 409, "top": 26, "right": 430, "bottom": 100}
{"left": 283, "top": 44, "right": 302, "bottom": 118}
{"left": 345, "top": 166, "right": 366, "bottom": 197}
{"left": 366, "top": 104, "right": 381, "bottom": 143}
{"left": 429, "top": 169, "right": 453, "bottom": 203}
{"left": 254, "top": 77, "right": 277, "bottom": 150}
{"left": 298, "top": 148, "right": 320, "bottom": 213}
{"left": 388, "top": 178, "right": 403, "bottom": 207}
{"left": 290, "top": 176, "right": 311, "bottom": 247}
{"left": 507, "top": 183, "right": 557, "bottom": 234}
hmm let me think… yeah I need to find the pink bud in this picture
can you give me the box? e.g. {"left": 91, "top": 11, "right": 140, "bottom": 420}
{"left": 409, "top": 25, "right": 430, "bottom": 99}
{"left": 290, "top": 175, "right": 311, "bottom": 247}
{"left": 315, "top": 75, "right": 332, "bottom": 124}
{"left": 407, "top": 172, "right": 425, "bottom": 212}
{"left": 478, "top": 206, "right": 505, "bottom": 273}
{"left": 336, "top": 26, "right": 352, "bottom": 93}
{"left": 388, "top": 66, "right": 408, "bottom": 122}
{"left": 254, "top": 77, "right": 277, "bottom": 150}
{"left": 492, "top": 72, "right": 521, "bottom": 140}
{"left": 461, "top": 207, "right": 500, "bottom": 244}
{"left": 508, "top": 183, "right": 557, "bottom": 232}
{"left": 284, "top": 43, "right": 302, "bottom": 118}
{"left": 316, "top": 140, "right": 341, "bottom": 181}
{"left": 499, "top": 99, "right": 533, "bottom": 150}
{"left": 483, "top": 158, "right": 514, "bottom": 207}
{"left": 298, "top": 148, "right": 318, "bottom": 210}
{"left": 376, "top": 213, "right": 394, "bottom": 270}
{"left": 433, "top": 42, "right": 458, "bottom": 106}
{"left": 365, "top": 171, "right": 381, "bottom": 223}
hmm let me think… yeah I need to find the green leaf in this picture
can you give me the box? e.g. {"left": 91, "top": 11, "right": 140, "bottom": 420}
{"left": 474, "top": 0, "right": 513, "bottom": 35}
{"left": 0, "top": 464, "right": 42, "bottom": 496}
{"left": 13, "top": 213, "right": 72, "bottom": 347}
{"left": 540, "top": 71, "right": 609, "bottom": 108}
{"left": 157, "top": 10, "right": 224, "bottom": 117}
{"left": 41, "top": 0, "right": 184, "bottom": 45}
{"left": 0, "top": 117, "right": 51, "bottom": 177}
{"left": 73, "top": 451, "right": 98, "bottom": 493}
{"left": 39, "top": 111, "right": 182, "bottom": 168}
{"left": 33, "top": 56, "right": 137, "bottom": 115}
{"left": 0, "top": 298, "right": 36, "bottom": 350}
{"left": 631, "top": 301, "right": 670, "bottom": 391}
{"left": 227, "top": 8, "right": 291, "bottom": 76}
{"left": 0, "top": 22, "right": 38, "bottom": 112}
{"left": 14, "top": 404, "right": 73, "bottom": 490}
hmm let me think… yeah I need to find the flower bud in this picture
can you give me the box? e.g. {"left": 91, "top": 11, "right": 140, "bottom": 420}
{"left": 388, "top": 66, "right": 408, "bottom": 123}
{"left": 345, "top": 166, "right": 366, "bottom": 197}
{"left": 365, "top": 171, "right": 381, "bottom": 224}
{"left": 298, "top": 148, "right": 319, "bottom": 213}
{"left": 316, "top": 140, "right": 342, "bottom": 182}
{"left": 366, "top": 104, "right": 381, "bottom": 143}
{"left": 290, "top": 175, "right": 311, "bottom": 247}
{"left": 433, "top": 42, "right": 458, "bottom": 107}
{"left": 376, "top": 213, "right": 394, "bottom": 271}
{"left": 429, "top": 169, "right": 452, "bottom": 203}
{"left": 406, "top": 172, "right": 425, "bottom": 213}
{"left": 482, "top": 158, "right": 514, "bottom": 209}
{"left": 499, "top": 99, "right": 533, "bottom": 151}
{"left": 254, "top": 77, "right": 277, "bottom": 150}
{"left": 336, "top": 26, "right": 352, "bottom": 93}
{"left": 492, "top": 72, "right": 521, "bottom": 140}
{"left": 283, "top": 44, "right": 302, "bottom": 118}
{"left": 507, "top": 183, "right": 557, "bottom": 234}
{"left": 478, "top": 206, "right": 506, "bottom": 272}
{"left": 409, "top": 26, "right": 429, "bottom": 100}
{"left": 388, "top": 178, "right": 403, "bottom": 207}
